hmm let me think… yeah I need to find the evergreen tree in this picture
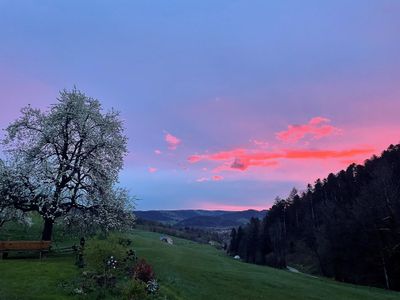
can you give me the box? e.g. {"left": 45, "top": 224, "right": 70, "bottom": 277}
{"left": 229, "top": 143, "right": 400, "bottom": 290}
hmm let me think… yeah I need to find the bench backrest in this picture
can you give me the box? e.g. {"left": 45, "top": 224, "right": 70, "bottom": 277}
{"left": 0, "top": 241, "right": 51, "bottom": 251}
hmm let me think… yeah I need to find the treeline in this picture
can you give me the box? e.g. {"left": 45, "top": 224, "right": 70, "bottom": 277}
{"left": 229, "top": 144, "right": 400, "bottom": 291}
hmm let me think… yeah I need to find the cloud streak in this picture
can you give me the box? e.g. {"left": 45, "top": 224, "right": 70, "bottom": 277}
{"left": 197, "top": 201, "right": 267, "bottom": 211}
{"left": 276, "top": 117, "right": 341, "bottom": 143}
{"left": 188, "top": 147, "right": 374, "bottom": 171}
{"left": 196, "top": 175, "right": 224, "bottom": 182}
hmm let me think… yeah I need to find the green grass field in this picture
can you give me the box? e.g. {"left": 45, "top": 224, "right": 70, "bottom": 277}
{"left": 1, "top": 227, "right": 399, "bottom": 300}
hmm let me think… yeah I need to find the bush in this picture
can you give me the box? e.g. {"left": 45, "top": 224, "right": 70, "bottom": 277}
{"left": 119, "top": 237, "right": 133, "bottom": 247}
{"left": 121, "top": 279, "right": 148, "bottom": 300}
{"left": 77, "top": 234, "right": 161, "bottom": 298}
{"left": 133, "top": 259, "right": 155, "bottom": 283}
{"left": 85, "top": 236, "right": 127, "bottom": 273}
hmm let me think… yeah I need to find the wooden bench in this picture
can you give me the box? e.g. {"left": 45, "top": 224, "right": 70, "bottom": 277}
{"left": 0, "top": 241, "right": 51, "bottom": 259}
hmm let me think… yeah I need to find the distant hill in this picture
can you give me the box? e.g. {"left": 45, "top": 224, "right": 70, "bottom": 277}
{"left": 134, "top": 209, "right": 267, "bottom": 229}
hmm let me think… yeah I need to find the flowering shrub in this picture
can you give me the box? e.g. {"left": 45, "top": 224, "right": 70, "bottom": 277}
{"left": 133, "top": 259, "right": 155, "bottom": 283}
{"left": 85, "top": 237, "right": 126, "bottom": 273}
{"left": 66, "top": 235, "right": 160, "bottom": 298}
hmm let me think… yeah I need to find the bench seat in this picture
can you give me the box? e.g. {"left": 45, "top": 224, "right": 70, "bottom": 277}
{"left": 0, "top": 241, "right": 51, "bottom": 259}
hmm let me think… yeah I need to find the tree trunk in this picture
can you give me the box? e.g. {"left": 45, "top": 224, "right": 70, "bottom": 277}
{"left": 41, "top": 218, "right": 54, "bottom": 241}
{"left": 311, "top": 198, "right": 316, "bottom": 227}
{"left": 381, "top": 252, "right": 390, "bottom": 289}
{"left": 314, "top": 247, "right": 326, "bottom": 276}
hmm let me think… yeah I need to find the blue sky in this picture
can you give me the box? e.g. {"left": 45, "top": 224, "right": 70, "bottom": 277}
{"left": 1, "top": 1, "right": 399, "bottom": 210}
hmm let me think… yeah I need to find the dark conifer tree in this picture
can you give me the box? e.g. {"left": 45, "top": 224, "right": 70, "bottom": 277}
{"left": 229, "top": 143, "right": 400, "bottom": 290}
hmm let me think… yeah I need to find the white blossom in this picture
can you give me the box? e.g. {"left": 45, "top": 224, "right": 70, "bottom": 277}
{"left": 1, "top": 89, "right": 133, "bottom": 238}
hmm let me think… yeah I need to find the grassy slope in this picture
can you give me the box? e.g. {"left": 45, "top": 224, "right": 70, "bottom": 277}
{"left": 0, "top": 225, "right": 399, "bottom": 300}
{"left": 131, "top": 230, "right": 399, "bottom": 300}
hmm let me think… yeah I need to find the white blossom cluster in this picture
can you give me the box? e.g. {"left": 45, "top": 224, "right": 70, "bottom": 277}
{"left": 63, "top": 187, "right": 136, "bottom": 235}
{"left": 106, "top": 256, "right": 118, "bottom": 269}
{"left": 0, "top": 160, "right": 32, "bottom": 227}
{"left": 0, "top": 206, "right": 32, "bottom": 228}
{"left": 0, "top": 89, "right": 134, "bottom": 236}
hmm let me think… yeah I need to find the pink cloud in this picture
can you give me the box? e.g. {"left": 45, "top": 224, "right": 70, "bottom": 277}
{"left": 165, "top": 132, "right": 181, "bottom": 150}
{"left": 148, "top": 167, "right": 158, "bottom": 173}
{"left": 188, "top": 155, "right": 203, "bottom": 163}
{"left": 188, "top": 147, "right": 374, "bottom": 171}
{"left": 276, "top": 117, "right": 341, "bottom": 143}
{"left": 154, "top": 149, "right": 162, "bottom": 155}
{"left": 188, "top": 149, "right": 247, "bottom": 163}
{"left": 340, "top": 158, "right": 366, "bottom": 166}
{"left": 231, "top": 159, "right": 279, "bottom": 170}
{"left": 212, "top": 175, "right": 224, "bottom": 181}
{"left": 189, "top": 148, "right": 277, "bottom": 169}
{"left": 197, "top": 201, "right": 267, "bottom": 211}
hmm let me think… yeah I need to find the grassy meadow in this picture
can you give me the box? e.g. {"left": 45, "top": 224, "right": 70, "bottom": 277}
{"left": 0, "top": 221, "right": 399, "bottom": 300}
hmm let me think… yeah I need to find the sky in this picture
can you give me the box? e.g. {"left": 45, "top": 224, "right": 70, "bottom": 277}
{"left": 0, "top": 1, "right": 399, "bottom": 210}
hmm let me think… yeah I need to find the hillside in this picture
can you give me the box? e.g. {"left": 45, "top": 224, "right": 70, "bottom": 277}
{"left": 1, "top": 228, "right": 399, "bottom": 300}
{"left": 230, "top": 144, "right": 400, "bottom": 290}
{"left": 131, "top": 230, "right": 399, "bottom": 300}
{"left": 135, "top": 209, "right": 267, "bottom": 228}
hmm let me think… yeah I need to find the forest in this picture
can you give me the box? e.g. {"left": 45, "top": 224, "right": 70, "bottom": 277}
{"left": 229, "top": 144, "right": 400, "bottom": 291}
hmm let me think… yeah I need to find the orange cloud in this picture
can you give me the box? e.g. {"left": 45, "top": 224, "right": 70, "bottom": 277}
{"left": 276, "top": 117, "right": 341, "bottom": 143}
{"left": 188, "top": 147, "right": 374, "bottom": 171}
{"left": 212, "top": 175, "right": 224, "bottom": 181}
{"left": 165, "top": 132, "right": 181, "bottom": 150}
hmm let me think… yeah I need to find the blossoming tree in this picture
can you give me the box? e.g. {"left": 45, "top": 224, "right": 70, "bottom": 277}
{"left": 0, "top": 149, "right": 33, "bottom": 228}
{"left": 1, "top": 88, "right": 133, "bottom": 240}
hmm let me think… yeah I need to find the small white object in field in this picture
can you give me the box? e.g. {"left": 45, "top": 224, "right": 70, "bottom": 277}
{"left": 234, "top": 255, "right": 240, "bottom": 260}
{"left": 160, "top": 236, "right": 173, "bottom": 245}
{"left": 287, "top": 266, "right": 300, "bottom": 273}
